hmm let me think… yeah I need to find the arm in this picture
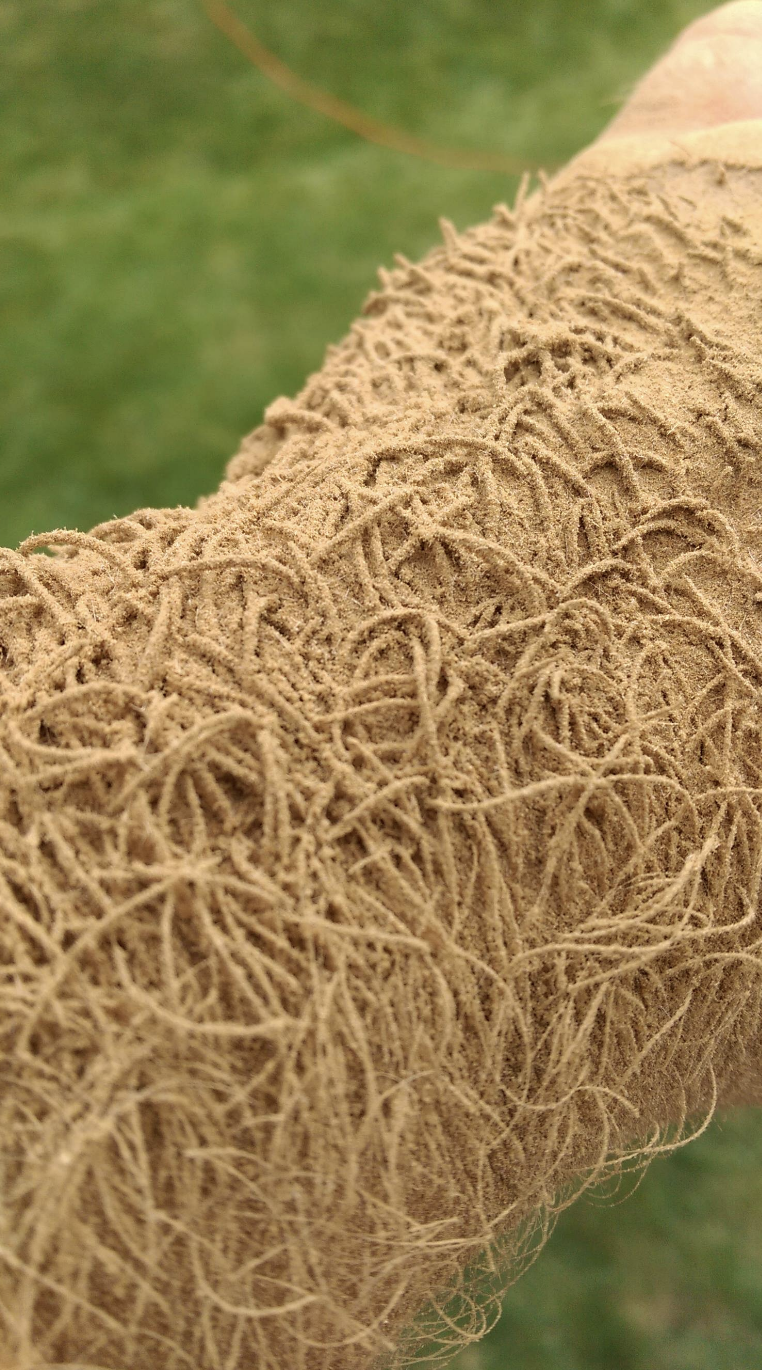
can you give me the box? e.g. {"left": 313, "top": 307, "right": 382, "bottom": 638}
{"left": 3, "top": 90, "right": 762, "bottom": 1370}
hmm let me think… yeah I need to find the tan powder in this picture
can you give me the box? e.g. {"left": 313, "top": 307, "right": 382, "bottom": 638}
{"left": 2, "top": 127, "right": 762, "bottom": 1370}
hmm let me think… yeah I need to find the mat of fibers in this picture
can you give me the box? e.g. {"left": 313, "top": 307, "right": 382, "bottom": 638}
{"left": 3, "top": 129, "right": 762, "bottom": 1370}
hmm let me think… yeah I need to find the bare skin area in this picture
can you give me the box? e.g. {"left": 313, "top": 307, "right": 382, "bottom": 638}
{"left": 597, "top": 0, "right": 762, "bottom": 141}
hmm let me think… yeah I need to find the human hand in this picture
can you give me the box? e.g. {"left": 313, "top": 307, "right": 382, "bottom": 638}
{"left": 597, "top": 0, "right": 762, "bottom": 143}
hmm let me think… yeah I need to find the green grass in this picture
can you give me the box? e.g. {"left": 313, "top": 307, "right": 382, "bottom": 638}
{"left": 443, "top": 1109, "right": 762, "bottom": 1369}
{"left": 2, "top": 0, "right": 716, "bottom": 546}
{"left": 5, "top": 2, "right": 762, "bottom": 1367}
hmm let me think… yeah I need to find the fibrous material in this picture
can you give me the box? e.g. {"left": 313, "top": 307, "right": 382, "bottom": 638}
{"left": 2, "top": 124, "right": 762, "bottom": 1370}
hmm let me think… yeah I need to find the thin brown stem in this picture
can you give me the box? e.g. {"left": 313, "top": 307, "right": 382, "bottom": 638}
{"left": 201, "top": 0, "right": 548, "bottom": 176}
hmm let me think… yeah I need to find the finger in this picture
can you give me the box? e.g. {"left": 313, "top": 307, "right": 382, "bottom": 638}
{"left": 597, "top": 0, "right": 762, "bottom": 142}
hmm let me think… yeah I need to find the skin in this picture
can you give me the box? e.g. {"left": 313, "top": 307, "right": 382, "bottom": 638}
{"left": 595, "top": 0, "right": 762, "bottom": 144}
{"left": 1, "top": 12, "right": 761, "bottom": 1369}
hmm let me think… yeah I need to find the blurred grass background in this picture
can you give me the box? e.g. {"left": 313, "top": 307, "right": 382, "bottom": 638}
{"left": 3, "top": 1, "right": 762, "bottom": 1366}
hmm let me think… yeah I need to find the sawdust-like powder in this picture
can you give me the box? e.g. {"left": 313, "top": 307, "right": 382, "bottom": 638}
{"left": 2, "top": 123, "right": 762, "bottom": 1370}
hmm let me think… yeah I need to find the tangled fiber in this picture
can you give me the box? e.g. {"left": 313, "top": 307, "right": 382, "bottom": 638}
{"left": 2, "top": 127, "right": 762, "bottom": 1370}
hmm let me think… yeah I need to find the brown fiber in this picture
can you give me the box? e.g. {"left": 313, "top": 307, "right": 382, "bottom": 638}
{"left": 2, "top": 136, "right": 762, "bottom": 1370}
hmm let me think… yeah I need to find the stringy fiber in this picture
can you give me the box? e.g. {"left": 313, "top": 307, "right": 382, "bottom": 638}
{"left": 2, "top": 156, "right": 762, "bottom": 1370}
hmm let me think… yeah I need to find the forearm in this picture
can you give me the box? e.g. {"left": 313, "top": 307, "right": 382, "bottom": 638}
{"left": 3, "top": 129, "right": 762, "bottom": 1370}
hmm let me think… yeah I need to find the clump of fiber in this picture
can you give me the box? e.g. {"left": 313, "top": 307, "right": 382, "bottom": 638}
{"left": 2, "top": 157, "right": 762, "bottom": 1370}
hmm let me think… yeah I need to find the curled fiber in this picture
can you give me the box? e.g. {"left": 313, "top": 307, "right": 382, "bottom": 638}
{"left": 2, "top": 154, "right": 762, "bottom": 1369}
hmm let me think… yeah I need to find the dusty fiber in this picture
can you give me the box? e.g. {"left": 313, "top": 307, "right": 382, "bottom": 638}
{"left": 3, "top": 132, "right": 762, "bottom": 1370}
